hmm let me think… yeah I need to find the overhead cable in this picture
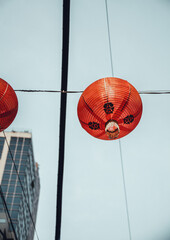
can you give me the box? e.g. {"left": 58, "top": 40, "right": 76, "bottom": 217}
{"left": 139, "top": 90, "right": 170, "bottom": 94}
{"left": 14, "top": 89, "right": 83, "bottom": 93}
{"left": 105, "top": 0, "right": 132, "bottom": 239}
{"left": 118, "top": 140, "right": 132, "bottom": 240}
{"left": 105, "top": 0, "right": 114, "bottom": 76}
{"left": 14, "top": 89, "right": 170, "bottom": 95}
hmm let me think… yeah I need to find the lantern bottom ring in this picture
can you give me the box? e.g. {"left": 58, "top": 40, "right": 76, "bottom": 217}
{"left": 105, "top": 120, "right": 120, "bottom": 139}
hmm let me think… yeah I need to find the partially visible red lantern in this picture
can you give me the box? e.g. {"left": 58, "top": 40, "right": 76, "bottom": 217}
{"left": 77, "top": 77, "right": 142, "bottom": 140}
{"left": 0, "top": 78, "right": 18, "bottom": 131}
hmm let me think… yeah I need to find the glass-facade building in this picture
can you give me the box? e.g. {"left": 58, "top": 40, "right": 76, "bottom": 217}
{"left": 0, "top": 132, "right": 40, "bottom": 240}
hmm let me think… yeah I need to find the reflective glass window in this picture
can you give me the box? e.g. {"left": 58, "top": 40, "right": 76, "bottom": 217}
{"left": 19, "top": 175, "right": 25, "bottom": 181}
{"left": 5, "top": 164, "right": 12, "bottom": 170}
{"left": 11, "top": 174, "right": 17, "bottom": 180}
{"left": 6, "top": 197, "right": 13, "bottom": 204}
{"left": 12, "top": 204, "right": 20, "bottom": 210}
{"left": 20, "top": 165, "right": 26, "bottom": 172}
{"left": 2, "top": 179, "right": 8, "bottom": 184}
{"left": 16, "top": 186, "right": 22, "bottom": 194}
{"left": 3, "top": 173, "right": 10, "bottom": 179}
{"left": 17, "top": 144, "right": 22, "bottom": 151}
{"left": 14, "top": 197, "right": 20, "bottom": 204}
{"left": 9, "top": 186, "right": 15, "bottom": 192}
{"left": 0, "top": 137, "right": 4, "bottom": 158}
{"left": 1, "top": 185, "right": 7, "bottom": 192}
{"left": 10, "top": 180, "right": 16, "bottom": 185}
{"left": 10, "top": 144, "right": 16, "bottom": 150}
{"left": 11, "top": 137, "right": 17, "bottom": 144}
{"left": 11, "top": 210, "right": 18, "bottom": 219}
{"left": 24, "top": 138, "right": 31, "bottom": 144}
{"left": 18, "top": 138, "right": 23, "bottom": 144}
{"left": 15, "top": 153, "right": 21, "bottom": 159}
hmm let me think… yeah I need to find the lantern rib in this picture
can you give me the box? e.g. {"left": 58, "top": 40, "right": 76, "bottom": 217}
{"left": 133, "top": 105, "right": 143, "bottom": 118}
{"left": 112, "top": 87, "right": 131, "bottom": 120}
{"left": 103, "top": 78, "right": 109, "bottom": 103}
{"left": 79, "top": 119, "right": 89, "bottom": 126}
{"left": 119, "top": 125, "right": 131, "bottom": 132}
{"left": 120, "top": 85, "right": 131, "bottom": 112}
{"left": 0, "top": 109, "right": 16, "bottom": 118}
{"left": 0, "top": 83, "right": 8, "bottom": 102}
{"left": 82, "top": 95, "right": 105, "bottom": 125}
{"left": 95, "top": 131, "right": 106, "bottom": 138}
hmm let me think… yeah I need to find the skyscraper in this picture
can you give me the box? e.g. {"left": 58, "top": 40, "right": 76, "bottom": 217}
{"left": 0, "top": 132, "right": 40, "bottom": 240}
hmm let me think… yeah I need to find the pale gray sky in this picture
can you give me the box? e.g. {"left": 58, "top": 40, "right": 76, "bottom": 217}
{"left": 1, "top": 0, "right": 170, "bottom": 240}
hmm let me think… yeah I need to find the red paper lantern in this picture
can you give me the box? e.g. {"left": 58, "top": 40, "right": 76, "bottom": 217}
{"left": 77, "top": 77, "right": 142, "bottom": 140}
{"left": 0, "top": 78, "right": 18, "bottom": 131}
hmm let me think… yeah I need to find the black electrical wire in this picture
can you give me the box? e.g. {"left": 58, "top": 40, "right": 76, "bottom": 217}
{"left": 14, "top": 89, "right": 83, "bottom": 93}
{"left": 14, "top": 89, "right": 170, "bottom": 95}
{"left": 55, "top": 0, "right": 70, "bottom": 240}
{"left": 139, "top": 90, "right": 170, "bottom": 94}
{"left": 118, "top": 140, "right": 132, "bottom": 240}
{"left": 105, "top": 0, "right": 114, "bottom": 77}
{"left": 0, "top": 185, "right": 18, "bottom": 240}
{"left": 3, "top": 132, "right": 40, "bottom": 240}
